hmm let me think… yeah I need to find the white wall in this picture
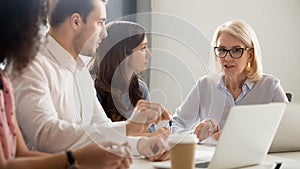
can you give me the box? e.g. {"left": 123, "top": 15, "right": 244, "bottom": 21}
{"left": 147, "top": 0, "right": 300, "bottom": 112}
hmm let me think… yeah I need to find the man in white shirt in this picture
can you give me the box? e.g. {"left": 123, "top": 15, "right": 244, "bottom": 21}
{"left": 9, "top": 0, "right": 170, "bottom": 161}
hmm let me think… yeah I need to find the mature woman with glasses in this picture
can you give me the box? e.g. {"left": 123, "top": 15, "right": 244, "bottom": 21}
{"left": 172, "top": 20, "right": 288, "bottom": 141}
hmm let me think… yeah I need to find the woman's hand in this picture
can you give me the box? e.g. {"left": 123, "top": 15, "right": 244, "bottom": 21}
{"left": 194, "top": 118, "right": 220, "bottom": 141}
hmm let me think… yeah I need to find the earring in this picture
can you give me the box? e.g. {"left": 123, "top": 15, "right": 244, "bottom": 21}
{"left": 247, "top": 62, "right": 251, "bottom": 68}
{"left": 246, "top": 62, "right": 252, "bottom": 73}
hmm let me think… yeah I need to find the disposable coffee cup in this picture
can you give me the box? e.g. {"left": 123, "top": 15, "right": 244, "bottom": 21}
{"left": 167, "top": 133, "right": 198, "bottom": 169}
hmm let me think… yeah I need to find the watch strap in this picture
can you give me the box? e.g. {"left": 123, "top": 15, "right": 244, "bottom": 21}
{"left": 66, "top": 150, "right": 76, "bottom": 165}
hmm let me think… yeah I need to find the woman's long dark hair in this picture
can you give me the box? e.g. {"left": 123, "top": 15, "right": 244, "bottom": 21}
{"left": 94, "top": 21, "right": 146, "bottom": 121}
{"left": 0, "top": 0, "right": 48, "bottom": 75}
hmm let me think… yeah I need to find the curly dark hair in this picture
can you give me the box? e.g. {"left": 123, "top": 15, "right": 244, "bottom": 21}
{"left": 0, "top": 0, "right": 48, "bottom": 75}
{"left": 94, "top": 21, "right": 146, "bottom": 122}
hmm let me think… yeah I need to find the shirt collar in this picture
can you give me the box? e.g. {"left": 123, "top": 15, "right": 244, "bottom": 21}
{"left": 46, "top": 36, "right": 85, "bottom": 72}
{"left": 244, "top": 78, "right": 254, "bottom": 90}
{"left": 216, "top": 74, "right": 254, "bottom": 91}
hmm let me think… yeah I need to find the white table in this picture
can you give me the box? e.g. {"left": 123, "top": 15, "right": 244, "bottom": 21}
{"left": 130, "top": 145, "right": 300, "bottom": 169}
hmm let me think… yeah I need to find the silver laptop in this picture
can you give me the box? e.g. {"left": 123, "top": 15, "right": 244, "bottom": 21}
{"left": 269, "top": 103, "right": 300, "bottom": 153}
{"left": 151, "top": 103, "right": 286, "bottom": 169}
{"left": 208, "top": 103, "right": 286, "bottom": 169}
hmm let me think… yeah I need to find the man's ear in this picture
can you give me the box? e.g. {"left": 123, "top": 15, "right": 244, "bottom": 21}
{"left": 70, "top": 13, "right": 82, "bottom": 31}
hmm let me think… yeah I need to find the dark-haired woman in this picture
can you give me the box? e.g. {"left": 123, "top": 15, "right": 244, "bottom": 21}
{"left": 93, "top": 21, "right": 169, "bottom": 136}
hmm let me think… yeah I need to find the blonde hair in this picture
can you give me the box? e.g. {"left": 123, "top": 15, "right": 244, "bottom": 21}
{"left": 211, "top": 20, "right": 263, "bottom": 82}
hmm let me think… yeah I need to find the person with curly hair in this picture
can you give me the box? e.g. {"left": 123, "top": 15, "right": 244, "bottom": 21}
{"left": 0, "top": 0, "right": 132, "bottom": 168}
{"left": 8, "top": 0, "right": 170, "bottom": 162}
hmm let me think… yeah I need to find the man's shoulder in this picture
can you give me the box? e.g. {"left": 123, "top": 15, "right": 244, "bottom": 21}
{"left": 31, "top": 48, "right": 59, "bottom": 68}
{"left": 12, "top": 49, "right": 59, "bottom": 81}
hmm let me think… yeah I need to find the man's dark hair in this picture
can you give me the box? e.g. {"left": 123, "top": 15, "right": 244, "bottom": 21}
{"left": 49, "top": 0, "right": 95, "bottom": 28}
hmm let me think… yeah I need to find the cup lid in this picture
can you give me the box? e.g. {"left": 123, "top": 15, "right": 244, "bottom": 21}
{"left": 167, "top": 133, "right": 198, "bottom": 144}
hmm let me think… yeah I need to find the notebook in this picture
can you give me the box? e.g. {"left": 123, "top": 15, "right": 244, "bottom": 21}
{"left": 269, "top": 103, "right": 300, "bottom": 153}
{"left": 151, "top": 103, "right": 286, "bottom": 169}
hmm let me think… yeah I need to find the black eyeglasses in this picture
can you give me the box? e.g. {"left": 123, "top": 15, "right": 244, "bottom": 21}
{"left": 214, "top": 47, "right": 252, "bottom": 59}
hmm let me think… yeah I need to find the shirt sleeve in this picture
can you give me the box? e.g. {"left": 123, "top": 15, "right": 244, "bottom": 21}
{"left": 127, "top": 136, "right": 143, "bottom": 156}
{"left": 11, "top": 62, "right": 128, "bottom": 153}
{"left": 173, "top": 79, "right": 201, "bottom": 133}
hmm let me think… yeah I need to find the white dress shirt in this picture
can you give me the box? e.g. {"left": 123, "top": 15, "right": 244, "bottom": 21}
{"left": 173, "top": 73, "right": 288, "bottom": 133}
{"left": 9, "top": 36, "right": 140, "bottom": 154}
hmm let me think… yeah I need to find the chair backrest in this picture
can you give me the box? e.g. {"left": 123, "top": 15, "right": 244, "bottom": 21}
{"left": 269, "top": 103, "right": 300, "bottom": 152}
{"left": 286, "top": 93, "right": 292, "bottom": 102}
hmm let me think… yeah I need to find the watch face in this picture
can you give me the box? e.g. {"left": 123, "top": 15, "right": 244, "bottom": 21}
{"left": 67, "top": 165, "right": 79, "bottom": 169}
